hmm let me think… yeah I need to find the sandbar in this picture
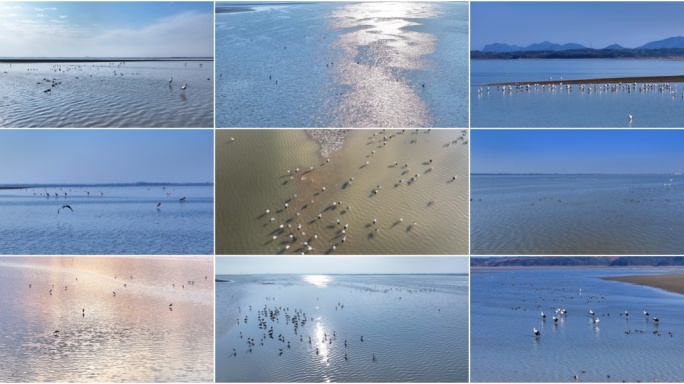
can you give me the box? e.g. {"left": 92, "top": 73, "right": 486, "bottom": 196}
{"left": 488, "top": 74, "right": 684, "bottom": 86}
{"left": 602, "top": 274, "right": 684, "bottom": 295}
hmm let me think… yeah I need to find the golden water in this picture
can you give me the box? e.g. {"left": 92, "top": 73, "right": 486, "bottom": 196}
{"left": 216, "top": 129, "right": 468, "bottom": 254}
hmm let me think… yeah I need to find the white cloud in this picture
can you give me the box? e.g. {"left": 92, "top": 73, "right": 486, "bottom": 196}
{"left": 0, "top": 10, "right": 213, "bottom": 57}
{"left": 59, "top": 15, "right": 67, "bottom": 18}
{"left": 88, "top": 11, "right": 214, "bottom": 57}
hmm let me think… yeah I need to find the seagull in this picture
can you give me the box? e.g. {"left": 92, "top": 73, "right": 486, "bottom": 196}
{"left": 57, "top": 205, "right": 73, "bottom": 214}
{"left": 628, "top": 114, "right": 633, "bottom": 123}
{"left": 180, "top": 83, "right": 187, "bottom": 92}
{"left": 169, "top": 77, "right": 173, "bottom": 84}
{"left": 533, "top": 327, "right": 540, "bottom": 336}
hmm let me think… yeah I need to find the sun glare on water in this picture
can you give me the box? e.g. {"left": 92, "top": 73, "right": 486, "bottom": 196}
{"left": 302, "top": 275, "right": 332, "bottom": 288}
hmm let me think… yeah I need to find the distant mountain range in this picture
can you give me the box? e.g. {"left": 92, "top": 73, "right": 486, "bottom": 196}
{"left": 471, "top": 256, "right": 684, "bottom": 267}
{"left": 479, "top": 36, "right": 684, "bottom": 53}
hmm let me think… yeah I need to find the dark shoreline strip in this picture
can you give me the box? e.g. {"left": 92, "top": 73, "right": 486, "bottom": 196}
{"left": 487, "top": 74, "right": 684, "bottom": 86}
{"left": 601, "top": 274, "right": 684, "bottom": 296}
{"left": 0, "top": 58, "right": 213, "bottom": 64}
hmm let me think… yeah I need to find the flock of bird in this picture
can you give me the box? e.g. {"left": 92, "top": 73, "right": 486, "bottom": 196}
{"left": 23, "top": 186, "right": 190, "bottom": 214}
{"left": 477, "top": 80, "right": 684, "bottom": 124}
{"left": 28, "top": 268, "right": 209, "bottom": 339}
{"left": 242, "top": 128, "right": 467, "bottom": 254}
{"left": 0, "top": 61, "right": 204, "bottom": 95}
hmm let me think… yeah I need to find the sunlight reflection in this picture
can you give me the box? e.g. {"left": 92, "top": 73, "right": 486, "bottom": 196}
{"left": 314, "top": 321, "right": 330, "bottom": 364}
{"left": 327, "top": 2, "right": 440, "bottom": 127}
{"left": 303, "top": 275, "right": 332, "bottom": 288}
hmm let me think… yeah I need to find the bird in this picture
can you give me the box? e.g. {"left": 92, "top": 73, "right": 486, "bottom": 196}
{"left": 179, "top": 197, "right": 186, "bottom": 202}
{"left": 644, "top": 311, "right": 649, "bottom": 316}
{"left": 57, "top": 205, "right": 73, "bottom": 214}
{"left": 541, "top": 311, "right": 546, "bottom": 319}
{"left": 653, "top": 317, "right": 660, "bottom": 322}
{"left": 156, "top": 202, "right": 162, "bottom": 208}
{"left": 169, "top": 77, "right": 173, "bottom": 84}
{"left": 628, "top": 114, "right": 633, "bottom": 123}
{"left": 533, "top": 327, "right": 540, "bottom": 336}
{"left": 589, "top": 309, "right": 595, "bottom": 316}
{"left": 180, "top": 83, "right": 188, "bottom": 91}
{"left": 593, "top": 318, "right": 600, "bottom": 324}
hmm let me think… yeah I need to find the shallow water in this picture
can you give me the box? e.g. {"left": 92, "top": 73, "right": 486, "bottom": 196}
{"left": 216, "top": 274, "right": 468, "bottom": 382}
{"left": 471, "top": 174, "right": 684, "bottom": 255}
{"left": 0, "top": 185, "right": 214, "bottom": 254}
{"left": 215, "top": 2, "right": 468, "bottom": 128}
{"left": 471, "top": 268, "right": 684, "bottom": 382}
{"left": 471, "top": 59, "right": 684, "bottom": 127}
{"left": 0, "top": 257, "right": 214, "bottom": 382}
{"left": 215, "top": 129, "right": 469, "bottom": 254}
{"left": 0, "top": 61, "right": 213, "bottom": 127}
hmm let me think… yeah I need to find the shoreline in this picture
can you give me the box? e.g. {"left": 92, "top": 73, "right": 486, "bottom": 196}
{"left": 0, "top": 58, "right": 213, "bottom": 64}
{"left": 601, "top": 274, "right": 684, "bottom": 296}
{"left": 305, "top": 129, "right": 351, "bottom": 158}
{"left": 487, "top": 74, "right": 684, "bottom": 86}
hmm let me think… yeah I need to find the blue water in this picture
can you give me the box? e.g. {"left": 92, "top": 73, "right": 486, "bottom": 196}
{"left": 471, "top": 59, "right": 684, "bottom": 127}
{"left": 216, "top": 2, "right": 468, "bottom": 128}
{"left": 0, "top": 61, "right": 214, "bottom": 128}
{"left": 471, "top": 174, "right": 684, "bottom": 255}
{"left": 0, "top": 185, "right": 214, "bottom": 254}
{"left": 216, "top": 274, "right": 468, "bottom": 382}
{"left": 471, "top": 268, "right": 684, "bottom": 382}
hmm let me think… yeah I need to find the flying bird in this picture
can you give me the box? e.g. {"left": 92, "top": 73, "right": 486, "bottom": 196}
{"left": 58, "top": 205, "right": 73, "bottom": 214}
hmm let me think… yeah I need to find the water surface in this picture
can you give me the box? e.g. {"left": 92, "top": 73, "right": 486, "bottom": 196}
{"left": 0, "top": 185, "right": 214, "bottom": 254}
{"left": 0, "top": 256, "right": 214, "bottom": 382}
{"left": 471, "top": 268, "right": 684, "bottom": 382}
{"left": 471, "top": 59, "right": 684, "bottom": 127}
{"left": 471, "top": 174, "right": 684, "bottom": 254}
{"left": 216, "top": 129, "right": 468, "bottom": 254}
{"left": 216, "top": 274, "right": 468, "bottom": 382}
{"left": 0, "top": 61, "right": 213, "bottom": 127}
{"left": 216, "top": 2, "right": 468, "bottom": 127}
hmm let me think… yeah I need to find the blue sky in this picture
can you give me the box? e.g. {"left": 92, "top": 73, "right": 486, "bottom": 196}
{"left": 216, "top": 257, "right": 469, "bottom": 275}
{"left": 471, "top": 2, "right": 684, "bottom": 51}
{"left": 0, "top": 130, "right": 214, "bottom": 184}
{"left": 471, "top": 130, "right": 684, "bottom": 174}
{"left": 0, "top": 2, "right": 213, "bottom": 57}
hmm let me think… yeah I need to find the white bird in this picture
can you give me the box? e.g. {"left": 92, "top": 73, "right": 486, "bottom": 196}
{"left": 169, "top": 77, "right": 173, "bottom": 84}
{"left": 628, "top": 114, "right": 633, "bottom": 123}
{"left": 180, "top": 83, "right": 188, "bottom": 91}
{"left": 533, "top": 327, "right": 540, "bottom": 336}
{"left": 541, "top": 312, "right": 546, "bottom": 319}
{"left": 589, "top": 309, "right": 595, "bottom": 316}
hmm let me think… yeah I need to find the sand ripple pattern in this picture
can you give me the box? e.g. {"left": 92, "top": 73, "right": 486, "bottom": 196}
{"left": 216, "top": 129, "right": 468, "bottom": 254}
{"left": 0, "top": 61, "right": 213, "bottom": 128}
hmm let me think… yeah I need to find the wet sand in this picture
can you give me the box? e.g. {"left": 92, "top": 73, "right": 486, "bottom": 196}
{"left": 488, "top": 74, "right": 684, "bottom": 86}
{"left": 602, "top": 273, "right": 684, "bottom": 295}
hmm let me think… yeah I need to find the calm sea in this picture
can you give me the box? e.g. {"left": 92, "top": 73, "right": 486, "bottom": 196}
{"left": 0, "top": 185, "right": 214, "bottom": 254}
{"left": 215, "top": 274, "right": 469, "bottom": 382}
{"left": 216, "top": 129, "right": 469, "bottom": 254}
{"left": 215, "top": 2, "right": 468, "bottom": 128}
{"left": 0, "top": 61, "right": 213, "bottom": 127}
{"left": 0, "top": 257, "right": 214, "bottom": 382}
{"left": 471, "top": 174, "right": 684, "bottom": 255}
{"left": 471, "top": 268, "right": 684, "bottom": 382}
{"left": 471, "top": 59, "right": 684, "bottom": 127}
